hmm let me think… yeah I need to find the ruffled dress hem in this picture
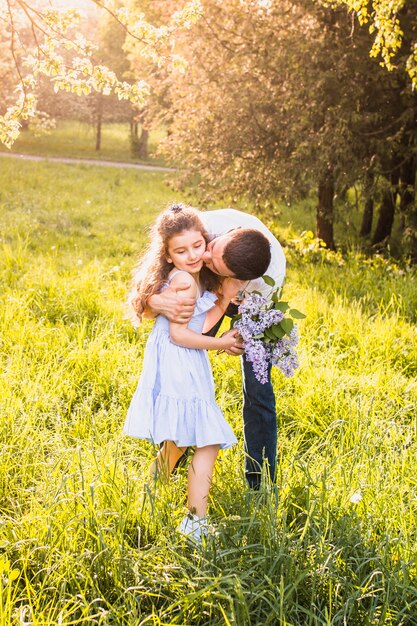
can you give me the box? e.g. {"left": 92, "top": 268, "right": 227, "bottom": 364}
{"left": 124, "top": 391, "right": 237, "bottom": 450}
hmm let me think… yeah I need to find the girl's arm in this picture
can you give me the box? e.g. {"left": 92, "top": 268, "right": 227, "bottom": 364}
{"left": 170, "top": 322, "right": 239, "bottom": 351}
{"left": 202, "top": 277, "right": 245, "bottom": 333}
{"left": 168, "top": 273, "right": 240, "bottom": 351}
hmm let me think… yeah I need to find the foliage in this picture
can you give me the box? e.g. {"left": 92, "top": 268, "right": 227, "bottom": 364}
{"left": 0, "top": 0, "right": 202, "bottom": 147}
{"left": 160, "top": 0, "right": 334, "bottom": 200}
{"left": 152, "top": 0, "right": 417, "bottom": 257}
{"left": 327, "top": 0, "right": 417, "bottom": 88}
{"left": 289, "top": 230, "right": 346, "bottom": 265}
{"left": 157, "top": 3, "right": 351, "bottom": 197}
{"left": 1, "top": 159, "right": 417, "bottom": 623}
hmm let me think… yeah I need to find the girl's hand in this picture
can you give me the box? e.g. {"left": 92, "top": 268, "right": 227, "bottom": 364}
{"left": 218, "top": 328, "right": 242, "bottom": 350}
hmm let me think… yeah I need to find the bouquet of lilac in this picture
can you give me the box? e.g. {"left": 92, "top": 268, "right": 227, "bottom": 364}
{"left": 232, "top": 276, "right": 305, "bottom": 384}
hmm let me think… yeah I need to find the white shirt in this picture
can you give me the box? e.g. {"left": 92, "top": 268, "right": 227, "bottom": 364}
{"left": 200, "top": 208, "right": 286, "bottom": 299}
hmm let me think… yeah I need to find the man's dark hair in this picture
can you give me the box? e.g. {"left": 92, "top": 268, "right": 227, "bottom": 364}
{"left": 223, "top": 229, "right": 271, "bottom": 280}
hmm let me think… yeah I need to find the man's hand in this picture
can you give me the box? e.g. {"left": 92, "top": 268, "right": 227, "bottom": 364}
{"left": 148, "top": 282, "right": 196, "bottom": 323}
{"left": 219, "top": 277, "right": 246, "bottom": 302}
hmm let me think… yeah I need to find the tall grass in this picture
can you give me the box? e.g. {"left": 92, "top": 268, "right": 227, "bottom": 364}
{"left": 1, "top": 159, "right": 417, "bottom": 624}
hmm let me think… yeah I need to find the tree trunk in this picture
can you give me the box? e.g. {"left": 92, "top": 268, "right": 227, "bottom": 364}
{"left": 400, "top": 157, "right": 417, "bottom": 262}
{"left": 95, "top": 116, "right": 102, "bottom": 151}
{"left": 372, "top": 159, "right": 401, "bottom": 246}
{"left": 371, "top": 189, "right": 395, "bottom": 246}
{"left": 316, "top": 167, "right": 335, "bottom": 250}
{"left": 95, "top": 95, "right": 103, "bottom": 152}
{"left": 405, "top": 204, "right": 417, "bottom": 263}
{"left": 130, "top": 111, "right": 149, "bottom": 159}
{"left": 360, "top": 170, "right": 374, "bottom": 237}
{"left": 131, "top": 120, "right": 139, "bottom": 138}
{"left": 400, "top": 158, "right": 415, "bottom": 214}
{"left": 360, "top": 198, "right": 374, "bottom": 238}
{"left": 136, "top": 128, "right": 149, "bottom": 159}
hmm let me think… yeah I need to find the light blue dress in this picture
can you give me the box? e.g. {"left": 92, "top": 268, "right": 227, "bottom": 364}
{"left": 124, "top": 271, "right": 237, "bottom": 449}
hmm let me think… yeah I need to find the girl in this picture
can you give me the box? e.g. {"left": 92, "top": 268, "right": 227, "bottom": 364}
{"left": 124, "top": 203, "right": 241, "bottom": 542}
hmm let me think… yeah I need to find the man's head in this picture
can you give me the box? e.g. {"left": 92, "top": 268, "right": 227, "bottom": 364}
{"left": 202, "top": 228, "right": 271, "bottom": 280}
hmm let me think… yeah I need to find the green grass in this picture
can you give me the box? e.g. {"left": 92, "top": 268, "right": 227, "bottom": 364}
{"left": 1, "top": 159, "right": 417, "bottom": 624}
{"left": 2, "top": 120, "right": 167, "bottom": 165}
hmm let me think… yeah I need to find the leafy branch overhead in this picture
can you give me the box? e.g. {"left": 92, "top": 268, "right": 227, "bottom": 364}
{"left": 327, "top": 0, "right": 417, "bottom": 87}
{"left": 0, "top": 0, "right": 202, "bottom": 147}
{"left": 2, "top": 0, "right": 415, "bottom": 150}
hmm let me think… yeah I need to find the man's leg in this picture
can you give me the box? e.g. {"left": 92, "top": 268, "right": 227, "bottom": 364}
{"left": 242, "top": 354, "right": 277, "bottom": 489}
{"left": 203, "top": 304, "right": 277, "bottom": 488}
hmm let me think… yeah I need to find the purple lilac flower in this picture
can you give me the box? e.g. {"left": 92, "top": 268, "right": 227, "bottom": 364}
{"left": 288, "top": 325, "right": 299, "bottom": 347}
{"left": 257, "top": 308, "right": 285, "bottom": 331}
{"left": 272, "top": 342, "right": 299, "bottom": 377}
{"left": 235, "top": 293, "right": 301, "bottom": 384}
{"left": 281, "top": 349, "right": 299, "bottom": 377}
{"left": 239, "top": 294, "right": 268, "bottom": 316}
{"left": 244, "top": 339, "right": 270, "bottom": 384}
{"left": 234, "top": 316, "right": 262, "bottom": 342}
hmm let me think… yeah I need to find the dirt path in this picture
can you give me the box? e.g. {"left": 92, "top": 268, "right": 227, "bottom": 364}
{"left": 0, "top": 151, "right": 175, "bottom": 172}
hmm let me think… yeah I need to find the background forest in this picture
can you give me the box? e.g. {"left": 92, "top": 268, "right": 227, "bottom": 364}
{"left": 2, "top": 0, "right": 417, "bottom": 262}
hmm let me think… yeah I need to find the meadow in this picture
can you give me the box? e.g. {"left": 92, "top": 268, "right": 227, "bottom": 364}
{"left": 1, "top": 121, "right": 166, "bottom": 165}
{"left": 1, "top": 157, "right": 417, "bottom": 625}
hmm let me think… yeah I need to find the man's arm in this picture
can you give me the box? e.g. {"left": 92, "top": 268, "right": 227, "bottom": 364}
{"left": 146, "top": 282, "right": 196, "bottom": 323}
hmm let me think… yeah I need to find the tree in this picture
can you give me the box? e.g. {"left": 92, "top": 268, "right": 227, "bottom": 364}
{"left": 90, "top": 8, "right": 132, "bottom": 151}
{"left": 326, "top": 0, "right": 417, "bottom": 259}
{"left": 148, "top": 0, "right": 417, "bottom": 256}
{"left": 0, "top": 0, "right": 202, "bottom": 147}
{"left": 329, "top": 0, "right": 417, "bottom": 88}
{"left": 155, "top": 0, "right": 387, "bottom": 248}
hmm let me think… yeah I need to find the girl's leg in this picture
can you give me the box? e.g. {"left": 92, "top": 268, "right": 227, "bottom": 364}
{"left": 150, "top": 441, "right": 186, "bottom": 481}
{"left": 187, "top": 445, "right": 220, "bottom": 518}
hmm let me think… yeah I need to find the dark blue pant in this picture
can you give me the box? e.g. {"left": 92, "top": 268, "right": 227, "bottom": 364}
{"left": 242, "top": 354, "right": 277, "bottom": 489}
{"left": 205, "top": 309, "right": 277, "bottom": 489}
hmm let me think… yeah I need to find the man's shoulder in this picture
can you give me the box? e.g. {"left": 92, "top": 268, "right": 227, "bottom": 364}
{"left": 201, "top": 208, "right": 264, "bottom": 232}
{"left": 201, "top": 207, "right": 241, "bottom": 220}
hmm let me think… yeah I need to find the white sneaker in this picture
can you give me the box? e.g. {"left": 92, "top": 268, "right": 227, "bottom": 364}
{"left": 177, "top": 513, "right": 209, "bottom": 544}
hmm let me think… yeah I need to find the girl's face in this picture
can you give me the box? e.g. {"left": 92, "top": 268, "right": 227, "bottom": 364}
{"left": 166, "top": 229, "right": 206, "bottom": 274}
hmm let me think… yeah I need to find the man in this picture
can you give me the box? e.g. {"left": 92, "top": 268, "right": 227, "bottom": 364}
{"left": 148, "top": 208, "right": 286, "bottom": 489}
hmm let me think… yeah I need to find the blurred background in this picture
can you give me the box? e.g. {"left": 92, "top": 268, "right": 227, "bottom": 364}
{"left": 2, "top": 0, "right": 417, "bottom": 260}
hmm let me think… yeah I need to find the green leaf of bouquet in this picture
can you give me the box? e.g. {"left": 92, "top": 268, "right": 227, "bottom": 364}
{"left": 289, "top": 308, "right": 306, "bottom": 319}
{"left": 262, "top": 275, "right": 275, "bottom": 286}
{"left": 253, "top": 333, "right": 264, "bottom": 339}
{"left": 264, "top": 327, "right": 276, "bottom": 340}
{"left": 275, "top": 301, "right": 290, "bottom": 312}
{"left": 280, "top": 318, "right": 294, "bottom": 334}
{"left": 271, "top": 324, "right": 285, "bottom": 339}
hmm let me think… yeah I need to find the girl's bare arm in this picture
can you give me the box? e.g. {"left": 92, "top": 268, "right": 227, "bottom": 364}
{"left": 168, "top": 274, "right": 239, "bottom": 350}
{"left": 202, "top": 278, "right": 245, "bottom": 333}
